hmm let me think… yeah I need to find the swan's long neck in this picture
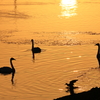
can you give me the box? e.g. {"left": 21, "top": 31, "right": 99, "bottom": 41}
{"left": 32, "top": 40, "right": 34, "bottom": 49}
{"left": 10, "top": 60, "right": 15, "bottom": 71}
{"left": 97, "top": 45, "right": 100, "bottom": 54}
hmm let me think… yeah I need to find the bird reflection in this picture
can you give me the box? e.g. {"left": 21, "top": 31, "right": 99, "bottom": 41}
{"left": 0, "top": 71, "right": 15, "bottom": 85}
{"left": 95, "top": 43, "right": 100, "bottom": 67}
{"left": 14, "top": 0, "right": 17, "bottom": 19}
{"left": 14, "top": 0, "right": 17, "bottom": 10}
{"left": 32, "top": 50, "right": 35, "bottom": 60}
{"left": 65, "top": 80, "right": 78, "bottom": 95}
{"left": 11, "top": 72, "right": 15, "bottom": 85}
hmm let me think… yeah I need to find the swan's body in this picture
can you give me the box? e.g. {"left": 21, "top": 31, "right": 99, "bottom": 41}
{"left": 95, "top": 43, "right": 100, "bottom": 67}
{"left": 31, "top": 39, "right": 41, "bottom": 53}
{"left": 0, "top": 58, "right": 15, "bottom": 74}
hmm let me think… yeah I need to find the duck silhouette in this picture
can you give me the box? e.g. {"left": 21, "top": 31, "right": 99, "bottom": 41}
{"left": 31, "top": 39, "right": 41, "bottom": 53}
{"left": 0, "top": 57, "right": 16, "bottom": 75}
{"left": 95, "top": 43, "right": 100, "bottom": 67}
{"left": 65, "top": 80, "right": 78, "bottom": 95}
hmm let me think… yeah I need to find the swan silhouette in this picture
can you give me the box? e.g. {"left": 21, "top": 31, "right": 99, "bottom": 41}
{"left": 31, "top": 39, "right": 41, "bottom": 53}
{"left": 95, "top": 43, "right": 100, "bottom": 67}
{"left": 0, "top": 57, "right": 16, "bottom": 75}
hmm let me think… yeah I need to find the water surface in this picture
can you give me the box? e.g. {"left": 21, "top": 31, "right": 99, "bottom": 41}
{"left": 0, "top": 0, "right": 100, "bottom": 100}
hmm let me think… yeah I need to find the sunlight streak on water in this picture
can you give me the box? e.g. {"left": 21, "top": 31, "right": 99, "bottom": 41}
{"left": 59, "top": 0, "right": 77, "bottom": 18}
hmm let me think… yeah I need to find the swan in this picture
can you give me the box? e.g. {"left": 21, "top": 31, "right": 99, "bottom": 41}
{"left": 95, "top": 43, "right": 100, "bottom": 67}
{"left": 31, "top": 39, "right": 41, "bottom": 53}
{"left": 0, "top": 57, "right": 16, "bottom": 74}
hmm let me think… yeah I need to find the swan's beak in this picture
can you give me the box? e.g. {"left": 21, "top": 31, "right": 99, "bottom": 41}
{"left": 95, "top": 43, "right": 99, "bottom": 46}
{"left": 95, "top": 44, "right": 98, "bottom": 46}
{"left": 13, "top": 58, "right": 16, "bottom": 60}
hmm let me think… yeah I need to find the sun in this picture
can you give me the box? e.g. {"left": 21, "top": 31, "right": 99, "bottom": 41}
{"left": 61, "top": 0, "right": 77, "bottom": 5}
{"left": 60, "top": 0, "right": 77, "bottom": 18}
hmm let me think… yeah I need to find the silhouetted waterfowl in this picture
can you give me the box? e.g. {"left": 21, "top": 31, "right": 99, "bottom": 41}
{"left": 66, "top": 80, "right": 78, "bottom": 95}
{"left": 31, "top": 39, "right": 41, "bottom": 53}
{"left": 0, "top": 58, "right": 16, "bottom": 75}
{"left": 66, "top": 80, "right": 78, "bottom": 86}
{"left": 95, "top": 43, "right": 100, "bottom": 67}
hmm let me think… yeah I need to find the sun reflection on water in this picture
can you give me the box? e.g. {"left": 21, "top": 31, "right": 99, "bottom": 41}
{"left": 59, "top": 0, "right": 77, "bottom": 18}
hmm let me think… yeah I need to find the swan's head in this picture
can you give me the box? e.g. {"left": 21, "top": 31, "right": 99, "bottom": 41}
{"left": 70, "top": 80, "right": 78, "bottom": 84}
{"left": 10, "top": 58, "right": 16, "bottom": 61}
{"left": 95, "top": 43, "right": 100, "bottom": 46}
{"left": 31, "top": 39, "right": 34, "bottom": 42}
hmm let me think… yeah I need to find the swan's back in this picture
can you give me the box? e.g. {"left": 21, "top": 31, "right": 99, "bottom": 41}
{"left": 32, "top": 47, "right": 41, "bottom": 53}
{"left": 0, "top": 67, "right": 13, "bottom": 74}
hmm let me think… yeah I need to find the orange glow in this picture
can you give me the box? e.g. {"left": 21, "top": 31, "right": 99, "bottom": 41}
{"left": 60, "top": 0, "right": 77, "bottom": 18}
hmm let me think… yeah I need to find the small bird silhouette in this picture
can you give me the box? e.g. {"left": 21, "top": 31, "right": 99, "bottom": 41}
{"left": 65, "top": 80, "right": 78, "bottom": 95}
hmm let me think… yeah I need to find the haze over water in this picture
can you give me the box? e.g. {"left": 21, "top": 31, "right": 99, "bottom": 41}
{"left": 0, "top": 0, "right": 100, "bottom": 100}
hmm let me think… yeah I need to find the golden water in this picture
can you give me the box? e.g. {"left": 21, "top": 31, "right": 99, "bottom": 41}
{"left": 0, "top": 0, "right": 100, "bottom": 100}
